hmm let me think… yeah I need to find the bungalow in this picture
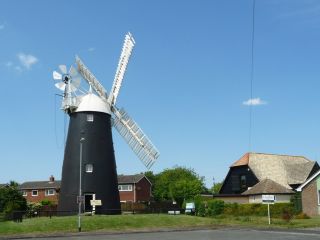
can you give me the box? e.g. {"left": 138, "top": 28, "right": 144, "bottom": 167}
{"left": 296, "top": 170, "right": 320, "bottom": 216}
{"left": 216, "top": 152, "right": 319, "bottom": 204}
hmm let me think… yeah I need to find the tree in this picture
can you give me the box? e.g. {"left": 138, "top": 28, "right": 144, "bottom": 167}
{"left": 143, "top": 171, "right": 156, "bottom": 190}
{"left": 0, "top": 181, "right": 27, "bottom": 219}
{"left": 153, "top": 167, "right": 205, "bottom": 206}
{"left": 211, "top": 182, "right": 223, "bottom": 194}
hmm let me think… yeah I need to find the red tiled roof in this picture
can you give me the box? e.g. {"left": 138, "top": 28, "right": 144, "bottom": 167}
{"left": 231, "top": 152, "right": 249, "bottom": 167}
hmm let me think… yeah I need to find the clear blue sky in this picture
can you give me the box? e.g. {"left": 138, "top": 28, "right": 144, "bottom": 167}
{"left": 1, "top": 0, "right": 320, "bottom": 187}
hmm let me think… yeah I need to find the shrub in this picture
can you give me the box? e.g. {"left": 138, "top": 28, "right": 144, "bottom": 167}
{"left": 196, "top": 202, "right": 206, "bottom": 217}
{"left": 295, "top": 212, "right": 310, "bottom": 219}
{"left": 207, "top": 200, "right": 224, "bottom": 216}
{"left": 282, "top": 209, "right": 294, "bottom": 222}
{"left": 223, "top": 203, "right": 239, "bottom": 215}
{"left": 40, "top": 199, "right": 53, "bottom": 206}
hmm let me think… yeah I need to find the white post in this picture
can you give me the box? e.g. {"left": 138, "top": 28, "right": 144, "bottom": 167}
{"left": 267, "top": 203, "right": 271, "bottom": 225}
{"left": 92, "top": 194, "right": 96, "bottom": 215}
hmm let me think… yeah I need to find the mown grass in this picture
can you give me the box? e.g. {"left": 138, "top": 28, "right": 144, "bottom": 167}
{"left": 0, "top": 214, "right": 319, "bottom": 237}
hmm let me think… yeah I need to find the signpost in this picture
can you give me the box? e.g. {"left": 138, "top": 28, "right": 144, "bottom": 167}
{"left": 262, "top": 195, "right": 275, "bottom": 225}
{"left": 90, "top": 194, "right": 102, "bottom": 215}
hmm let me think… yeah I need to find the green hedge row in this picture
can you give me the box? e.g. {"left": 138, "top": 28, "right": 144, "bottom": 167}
{"left": 194, "top": 199, "right": 296, "bottom": 218}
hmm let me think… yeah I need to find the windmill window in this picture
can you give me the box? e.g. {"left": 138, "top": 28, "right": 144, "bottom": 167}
{"left": 87, "top": 114, "right": 94, "bottom": 122}
{"left": 31, "top": 190, "right": 38, "bottom": 196}
{"left": 85, "top": 164, "right": 93, "bottom": 173}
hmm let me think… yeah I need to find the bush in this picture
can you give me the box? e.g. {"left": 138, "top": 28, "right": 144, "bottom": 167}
{"left": 223, "top": 203, "right": 239, "bottom": 215}
{"left": 26, "top": 202, "right": 42, "bottom": 217}
{"left": 40, "top": 199, "right": 53, "bottom": 206}
{"left": 207, "top": 200, "right": 224, "bottom": 216}
{"left": 282, "top": 209, "right": 294, "bottom": 222}
{"left": 222, "top": 202, "right": 295, "bottom": 218}
{"left": 295, "top": 212, "right": 310, "bottom": 219}
{"left": 196, "top": 202, "right": 206, "bottom": 217}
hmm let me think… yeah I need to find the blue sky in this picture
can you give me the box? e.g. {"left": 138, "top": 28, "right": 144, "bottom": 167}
{"left": 1, "top": 0, "right": 320, "bottom": 187}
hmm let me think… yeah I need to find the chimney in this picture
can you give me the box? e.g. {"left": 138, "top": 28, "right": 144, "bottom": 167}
{"left": 49, "top": 175, "right": 55, "bottom": 182}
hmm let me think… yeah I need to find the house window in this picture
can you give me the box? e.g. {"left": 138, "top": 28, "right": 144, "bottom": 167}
{"left": 31, "top": 190, "right": 38, "bottom": 196}
{"left": 118, "top": 184, "right": 133, "bottom": 191}
{"left": 22, "top": 190, "right": 27, "bottom": 196}
{"left": 45, "top": 189, "right": 55, "bottom": 196}
{"left": 87, "top": 114, "right": 94, "bottom": 122}
{"left": 240, "top": 175, "right": 247, "bottom": 189}
{"left": 85, "top": 164, "right": 93, "bottom": 173}
{"left": 231, "top": 175, "right": 240, "bottom": 192}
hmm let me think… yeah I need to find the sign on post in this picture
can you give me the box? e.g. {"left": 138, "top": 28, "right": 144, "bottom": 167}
{"left": 77, "top": 196, "right": 85, "bottom": 204}
{"left": 262, "top": 195, "right": 275, "bottom": 225}
{"left": 90, "top": 200, "right": 102, "bottom": 206}
{"left": 262, "top": 195, "right": 275, "bottom": 204}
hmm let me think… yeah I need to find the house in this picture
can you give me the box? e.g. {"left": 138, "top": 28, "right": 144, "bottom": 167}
{"left": 296, "top": 170, "right": 320, "bottom": 216}
{"left": 118, "top": 174, "right": 152, "bottom": 203}
{"left": 19, "top": 175, "right": 60, "bottom": 204}
{"left": 216, "top": 152, "right": 319, "bottom": 203}
{"left": 19, "top": 174, "right": 152, "bottom": 205}
{"left": 242, "top": 178, "right": 294, "bottom": 203}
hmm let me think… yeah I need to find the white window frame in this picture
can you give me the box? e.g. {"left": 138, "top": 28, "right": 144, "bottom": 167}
{"left": 45, "top": 189, "right": 55, "bottom": 196}
{"left": 31, "top": 190, "right": 38, "bottom": 196}
{"left": 22, "top": 190, "right": 27, "bottom": 196}
{"left": 87, "top": 114, "right": 94, "bottom": 122}
{"left": 85, "top": 164, "right": 93, "bottom": 173}
{"left": 118, "top": 184, "right": 133, "bottom": 191}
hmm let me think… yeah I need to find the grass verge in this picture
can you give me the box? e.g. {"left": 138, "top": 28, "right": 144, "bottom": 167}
{"left": 0, "top": 214, "right": 319, "bottom": 237}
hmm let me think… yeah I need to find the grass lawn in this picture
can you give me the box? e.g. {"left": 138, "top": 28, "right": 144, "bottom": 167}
{"left": 0, "top": 214, "right": 319, "bottom": 237}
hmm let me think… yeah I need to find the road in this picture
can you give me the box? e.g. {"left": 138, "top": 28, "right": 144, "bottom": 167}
{"left": 20, "top": 229, "right": 320, "bottom": 240}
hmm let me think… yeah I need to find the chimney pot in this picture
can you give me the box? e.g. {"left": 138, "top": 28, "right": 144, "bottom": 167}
{"left": 49, "top": 175, "right": 55, "bottom": 182}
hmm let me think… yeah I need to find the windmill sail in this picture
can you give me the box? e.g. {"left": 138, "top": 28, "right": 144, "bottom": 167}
{"left": 108, "top": 32, "right": 135, "bottom": 106}
{"left": 76, "top": 55, "right": 108, "bottom": 100}
{"left": 112, "top": 106, "right": 160, "bottom": 169}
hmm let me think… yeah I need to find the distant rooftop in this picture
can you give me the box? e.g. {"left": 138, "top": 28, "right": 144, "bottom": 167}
{"left": 242, "top": 178, "right": 294, "bottom": 195}
{"left": 231, "top": 152, "right": 317, "bottom": 188}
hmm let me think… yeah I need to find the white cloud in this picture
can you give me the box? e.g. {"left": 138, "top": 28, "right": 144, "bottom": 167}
{"left": 17, "top": 53, "right": 38, "bottom": 69}
{"left": 243, "top": 98, "right": 267, "bottom": 106}
{"left": 88, "top": 47, "right": 95, "bottom": 52}
{"left": 5, "top": 61, "right": 13, "bottom": 67}
{"left": 14, "top": 66, "right": 22, "bottom": 72}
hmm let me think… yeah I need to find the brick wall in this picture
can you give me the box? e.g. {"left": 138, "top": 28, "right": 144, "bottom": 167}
{"left": 23, "top": 189, "right": 59, "bottom": 204}
{"left": 136, "top": 177, "right": 151, "bottom": 202}
{"left": 213, "top": 195, "right": 249, "bottom": 204}
{"left": 119, "top": 185, "right": 134, "bottom": 202}
{"left": 301, "top": 180, "right": 319, "bottom": 216}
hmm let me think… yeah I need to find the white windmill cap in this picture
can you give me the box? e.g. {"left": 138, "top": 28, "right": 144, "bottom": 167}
{"left": 76, "top": 93, "right": 111, "bottom": 114}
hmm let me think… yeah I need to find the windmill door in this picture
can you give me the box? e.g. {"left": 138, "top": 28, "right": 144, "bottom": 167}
{"left": 84, "top": 193, "right": 93, "bottom": 212}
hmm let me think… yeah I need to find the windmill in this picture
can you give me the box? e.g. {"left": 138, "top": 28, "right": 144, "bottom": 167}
{"left": 53, "top": 33, "right": 160, "bottom": 214}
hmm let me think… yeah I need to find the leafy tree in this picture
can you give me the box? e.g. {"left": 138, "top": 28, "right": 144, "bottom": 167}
{"left": 210, "top": 182, "right": 223, "bottom": 194}
{"left": 0, "top": 181, "right": 27, "bottom": 219}
{"left": 143, "top": 171, "right": 156, "bottom": 191}
{"left": 153, "top": 167, "right": 205, "bottom": 206}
